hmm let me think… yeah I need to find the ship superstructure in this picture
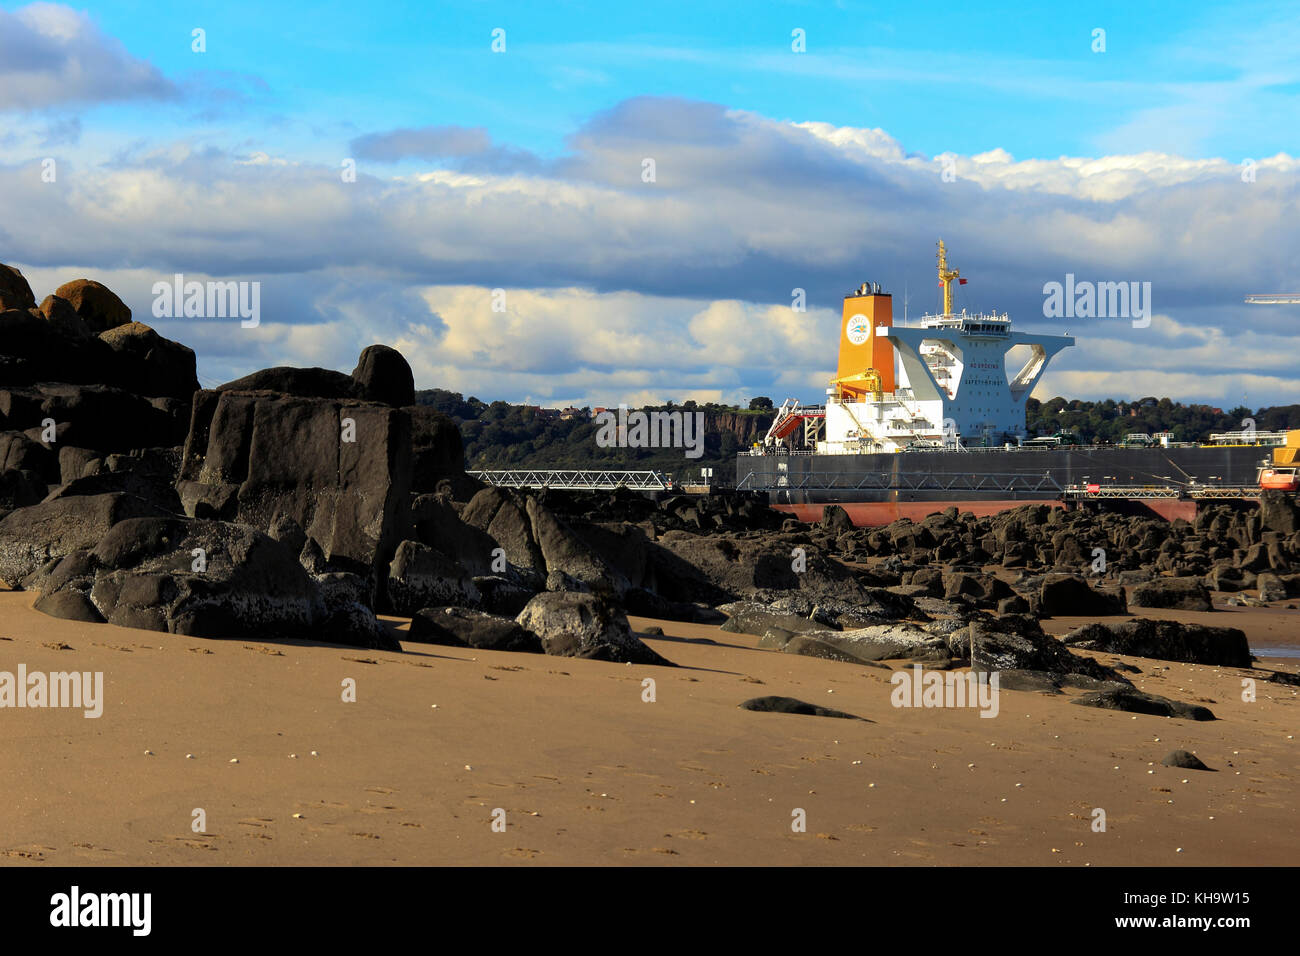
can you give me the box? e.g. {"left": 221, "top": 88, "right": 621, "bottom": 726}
{"left": 743, "top": 241, "right": 1272, "bottom": 526}
{"left": 774, "top": 241, "right": 1074, "bottom": 454}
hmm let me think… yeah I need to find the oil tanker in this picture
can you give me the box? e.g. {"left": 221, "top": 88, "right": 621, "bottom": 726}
{"left": 736, "top": 241, "right": 1278, "bottom": 525}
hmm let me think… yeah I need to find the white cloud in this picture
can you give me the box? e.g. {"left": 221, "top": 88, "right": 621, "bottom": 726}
{"left": 0, "top": 3, "right": 175, "bottom": 110}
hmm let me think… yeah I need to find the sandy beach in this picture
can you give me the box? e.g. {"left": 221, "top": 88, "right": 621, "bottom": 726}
{"left": 1, "top": 589, "right": 1294, "bottom": 866}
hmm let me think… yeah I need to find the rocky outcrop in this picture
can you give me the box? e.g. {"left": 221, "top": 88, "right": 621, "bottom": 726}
{"left": 98, "top": 322, "right": 199, "bottom": 401}
{"left": 352, "top": 344, "right": 415, "bottom": 408}
{"left": 407, "top": 606, "right": 542, "bottom": 653}
{"left": 26, "top": 515, "right": 393, "bottom": 648}
{"left": 1035, "top": 572, "right": 1127, "bottom": 616}
{"left": 1127, "top": 577, "right": 1214, "bottom": 611}
{"left": 0, "top": 265, "right": 36, "bottom": 312}
{"left": 1062, "top": 619, "right": 1252, "bottom": 667}
{"left": 176, "top": 385, "right": 414, "bottom": 587}
{"left": 53, "top": 279, "right": 132, "bottom": 334}
{"left": 0, "top": 492, "right": 170, "bottom": 587}
{"left": 387, "top": 539, "right": 480, "bottom": 614}
{"left": 515, "top": 591, "right": 674, "bottom": 665}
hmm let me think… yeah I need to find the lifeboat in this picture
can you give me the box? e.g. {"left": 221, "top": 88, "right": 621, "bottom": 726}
{"left": 1258, "top": 466, "right": 1300, "bottom": 491}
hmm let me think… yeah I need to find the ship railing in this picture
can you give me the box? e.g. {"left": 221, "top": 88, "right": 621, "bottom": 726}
{"left": 736, "top": 471, "right": 1066, "bottom": 493}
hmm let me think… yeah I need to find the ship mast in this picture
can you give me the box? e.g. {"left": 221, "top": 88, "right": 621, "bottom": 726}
{"left": 937, "top": 239, "right": 961, "bottom": 316}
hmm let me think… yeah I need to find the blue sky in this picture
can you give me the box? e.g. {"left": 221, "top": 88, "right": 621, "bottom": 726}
{"left": 2, "top": 0, "right": 1299, "bottom": 409}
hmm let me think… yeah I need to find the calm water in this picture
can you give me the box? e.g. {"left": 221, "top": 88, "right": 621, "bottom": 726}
{"left": 1253, "top": 646, "right": 1300, "bottom": 659}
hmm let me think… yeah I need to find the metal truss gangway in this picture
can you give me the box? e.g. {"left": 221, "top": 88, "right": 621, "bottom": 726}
{"left": 468, "top": 469, "right": 670, "bottom": 491}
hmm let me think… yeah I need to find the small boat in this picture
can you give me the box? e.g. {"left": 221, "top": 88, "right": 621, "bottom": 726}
{"left": 1258, "top": 466, "right": 1300, "bottom": 492}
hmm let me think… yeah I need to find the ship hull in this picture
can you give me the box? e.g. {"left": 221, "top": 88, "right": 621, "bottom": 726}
{"left": 738, "top": 445, "right": 1266, "bottom": 526}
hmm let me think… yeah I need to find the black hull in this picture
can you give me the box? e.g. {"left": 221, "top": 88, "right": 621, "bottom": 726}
{"left": 737, "top": 445, "right": 1267, "bottom": 505}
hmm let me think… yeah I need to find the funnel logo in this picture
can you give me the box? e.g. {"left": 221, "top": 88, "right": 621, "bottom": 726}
{"left": 846, "top": 314, "right": 870, "bottom": 346}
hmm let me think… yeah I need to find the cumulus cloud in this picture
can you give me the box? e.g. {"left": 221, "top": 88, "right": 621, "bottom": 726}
{"left": 4, "top": 95, "right": 1299, "bottom": 407}
{"left": 350, "top": 124, "right": 543, "bottom": 173}
{"left": 0, "top": 3, "right": 176, "bottom": 110}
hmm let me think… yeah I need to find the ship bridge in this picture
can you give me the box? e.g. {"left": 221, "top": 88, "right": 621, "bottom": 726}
{"left": 811, "top": 240, "right": 1074, "bottom": 455}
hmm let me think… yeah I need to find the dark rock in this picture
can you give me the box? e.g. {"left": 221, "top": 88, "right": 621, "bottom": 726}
{"left": 1161, "top": 749, "right": 1214, "bottom": 771}
{"left": 352, "top": 344, "right": 414, "bottom": 407}
{"left": 820, "top": 505, "right": 854, "bottom": 533}
{"left": 472, "top": 575, "right": 537, "bottom": 616}
{"left": 515, "top": 591, "right": 674, "bottom": 666}
{"left": 38, "top": 295, "right": 91, "bottom": 338}
{"left": 408, "top": 606, "right": 542, "bottom": 653}
{"left": 969, "top": 617, "right": 1127, "bottom": 683}
{"left": 718, "top": 600, "right": 834, "bottom": 638}
{"left": 0, "top": 493, "right": 170, "bottom": 587}
{"left": 461, "top": 488, "right": 545, "bottom": 579}
{"left": 781, "top": 624, "right": 949, "bottom": 665}
{"left": 526, "top": 496, "right": 627, "bottom": 595}
{"left": 1062, "top": 619, "right": 1252, "bottom": 667}
{"left": 216, "top": 366, "right": 356, "bottom": 400}
{"left": 739, "top": 696, "right": 866, "bottom": 720}
{"left": 1070, "top": 687, "right": 1215, "bottom": 720}
{"left": 33, "top": 588, "right": 104, "bottom": 622}
{"left": 98, "top": 322, "right": 199, "bottom": 401}
{"left": 1038, "top": 572, "right": 1127, "bottom": 616}
{"left": 178, "top": 390, "right": 413, "bottom": 583}
{"left": 1258, "top": 490, "right": 1299, "bottom": 535}
{"left": 1128, "top": 577, "right": 1213, "bottom": 611}
{"left": 53, "top": 279, "right": 132, "bottom": 334}
{"left": 0, "top": 264, "right": 36, "bottom": 311}
{"left": 268, "top": 513, "right": 308, "bottom": 555}
{"left": 387, "top": 540, "right": 479, "bottom": 614}
{"left": 316, "top": 571, "right": 395, "bottom": 650}
{"left": 407, "top": 405, "right": 465, "bottom": 493}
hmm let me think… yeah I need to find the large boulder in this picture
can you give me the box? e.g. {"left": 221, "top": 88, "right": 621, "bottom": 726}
{"left": 1258, "top": 490, "right": 1299, "bottom": 535}
{"left": 0, "top": 492, "right": 169, "bottom": 587}
{"left": 38, "top": 295, "right": 92, "bottom": 338}
{"left": 352, "top": 344, "right": 414, "bottom": 407}
{"left": 1037, "top": 572, "right": 1127, "bottom": 616}
{"left": 407, "top": 606, "right": 542, "bottom": 653}
{"left": 386, "top": 539, "right": 480, "bottom": 614}
{"left": 29, "top": 516, "right": 394, "bottom": 648}
{"left": 1128, "top": 577, "right": 1213, "bottom": 611}
{"left": 525, "top": 496, "right": 628, "bottom": 595}
{"left": 1062, "top": 619, "right": 1252, "bottom": 667}
{"left": 53, "top": 279, "right": 132, "bottom": 334}
{"left": 0, "top": 308, "right": 117, "bottom": 387}
{"left": 777, "top": 624, "right": 950, "bottom": 666}
{"left": 515, "top": 591, "right": 674, "bottom": 666}
{"left": 461, "top": 488, "right": 546, "bottom": 578}
{"left": 177, "top": 389, "right": 413, "bottom": 584}
{"left": 0, "top": 264, "right": 36, "bottom": 312}
{"left": 969, "top": 616, "right": 1125, "bottom": 683}
{"left": 99, "top": 322, "right": 199, "bottom": 401}
{"left": 216, "top": 366, "right": 357, "bottom": 400}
